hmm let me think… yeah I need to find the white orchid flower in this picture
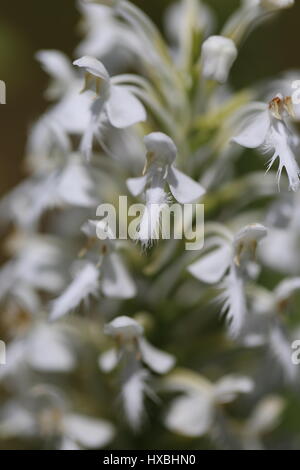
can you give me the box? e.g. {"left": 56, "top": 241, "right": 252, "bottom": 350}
{"left": 201, "top": 36, "right": 238, "bottom": 84}
{"left": 239, "top": 278, "right": 300, "bottom": 383}
{"left": 188, "top": 224, "right": 267, "bottom": 337}
{"left": 0, "top": 159, "right": 102, "bottom": 228}
{"left": 163, "top": 369, "right": 253, "bottom": 438}
{"left": 0, "top": 391, "right": 115, "bottom": 449}
{"left": 127, "top": 132, "right": 205, "bottom": 246}
{"left": 81, "top": 219, "right": 137, "bottom": 299}
{"left": 73, "top": 56, "right": 146, "bottom": 159}
{"left": 0, "top": 323, "right": 77, "bottom": 381}
{"left": 0, "top": 235, "right": 69, "bottom": 302}
{"left": 99, "top": 315, "right": 175, "bottom": 375}
{"left": 99, "top": 315, "right": 175, "bottom": 430}
{"left": 233, "top": 96, "right": 300, "bottom": 191}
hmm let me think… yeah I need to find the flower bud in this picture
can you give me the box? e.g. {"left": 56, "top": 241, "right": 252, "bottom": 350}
{"left": 201, "top": 35, "right": 238, "bottom": 84}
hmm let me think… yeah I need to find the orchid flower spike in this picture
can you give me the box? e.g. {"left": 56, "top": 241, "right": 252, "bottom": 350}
{"left": 201, "top": 35, "right": 238, "bottom": 84}
{"left": 73, "top": 56, "right": 146, "bottom": 158}
{"left": 127, "top": 132, "right": 206, "bottom": 247}
{"left": 233, "top": 96, "right": 300, "bottom": 191}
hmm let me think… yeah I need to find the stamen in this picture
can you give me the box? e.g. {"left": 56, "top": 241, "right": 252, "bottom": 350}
{"left": 283, "top": 96, "right": 295, "bottom": 118}
{"left": 269, "top": 96, "right": 283, "bottom": 120}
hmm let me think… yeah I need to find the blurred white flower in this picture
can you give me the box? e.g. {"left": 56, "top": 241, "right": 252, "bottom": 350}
{"left": 0, "top": 323, "right": 77, "bottom": 382}
{"left": 73, "top": 56, "right": 146, "bottom": 159}
{"left": 233, "top": 97, "right": 300, "bottom": 191}
{"left": 0, "top": 389, "right": 115, "bottom": 449}
{"left": 81, "top": 219, "right": 137, "bottom": 299}
{"left": 100, "top": 315, "right": 175, "bottom": 430}
{"left": 100, "top": 315, "right": 175, "bottom": 375}
{"left": 164, "top": 369, "right": 253, "bottom": 438}
{"left": 188, "top": 224, "right": 267, "bottom": 337}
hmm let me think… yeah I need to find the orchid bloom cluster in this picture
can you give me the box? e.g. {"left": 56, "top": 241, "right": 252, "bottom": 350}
{"left": 1, "top": 0, "right": 300, "bottom": 450}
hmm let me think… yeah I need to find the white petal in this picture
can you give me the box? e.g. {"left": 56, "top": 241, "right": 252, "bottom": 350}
{"left": 167, "top": 166, "right": 206, "bottom": 203}
{"left": 101, "top": 253, "right": 136, "bottom": 299}
{"left": 164, "top": 393, "right": 214, "bottom": 437}
{"left": 36, "top": 50, "right": 74, "bottom": 80}
{"left": 106, "top": 85, "right": 146, "bottom": 128}
{"left": 139, "top": 338, "right": 175, "bottom": 374}
{"left": 274, "top": 277, "right": 300, "bottom": 303}
{"left": 0, "top": 403, "right": 36, "bottom": 438}
{"left": 73, "top": 56, "right": 110, "bottom": 81}
{"left": 36, "top": 50, "right": 75, "bottom": 97}
{"left": 49, "top": 86, "right": 93, "bottom": 134}
{"left": 137, "top": 183, "right": 169, "bottom": 247}
{"left": 219, "top": 266, "right": 247, "bottom": 338}
{"left": 126, "top": 175, "right": 148, "bottom": 197}
{"left": 188, "top": 244, "right": 232, "bottom": 284}
{"left": 80, "top": 100, "right": 105, "bottom": 160}
{"left": 28, "top": 325, "right": 75, "bottom": 372}
{"left": 265, "top": 121, "right": 300, "bottom": 191}
{"left": 58, "top": 164, "right": 98, "bottom": 207}
{"left": 232, "top": 105, "right": 270, "bottom": 148}
{"left": 213, "top": 375, "right": 254, "bottom": 403}
{"left": 50, "top": 263, "right": 99, "bottom": 321}
{"left": 246, "top": 396, "right": 284, "bottom": 435}
{"left": 63, "top": 414, "right": 115, "bottom": 448}
{"left": 98, "top": 348, "right": 119, "bottom": 372}
{"left": 121, "top": 368, "right": 149, "bottom": 430}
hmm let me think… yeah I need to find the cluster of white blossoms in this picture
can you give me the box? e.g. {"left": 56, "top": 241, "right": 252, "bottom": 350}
{"left": 0, "top": 0, "right": 300, "bottom": 450}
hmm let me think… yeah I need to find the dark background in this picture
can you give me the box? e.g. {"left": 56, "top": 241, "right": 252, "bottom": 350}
{"left": 0, "top": 0, "right": 299, "bottom": 196}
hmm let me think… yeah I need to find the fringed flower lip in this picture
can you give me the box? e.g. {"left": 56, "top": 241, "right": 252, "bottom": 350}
{"left": 232, "top": 95, "right": 300, "bottom": 191}
{"left": 127, "top": 132, "right": 206, "bottom": 247}
{"left": 127, "top": 132, "right": 206, "bottom": 204}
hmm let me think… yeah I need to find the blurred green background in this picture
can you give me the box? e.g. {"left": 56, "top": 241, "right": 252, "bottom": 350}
{"left": 0, "top": 0, "right": 299, "bottom": 196}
